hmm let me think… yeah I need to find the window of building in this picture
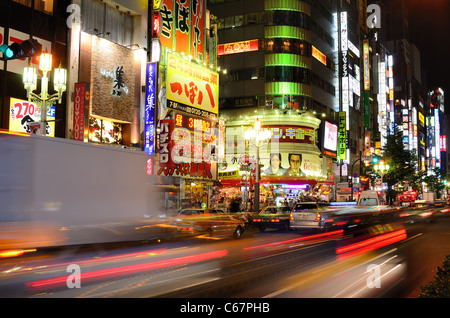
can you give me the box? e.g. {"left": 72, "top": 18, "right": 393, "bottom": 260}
{"left": 265, "top": 38, "right": 311, "bottom": 56}
{"left": 265, "top": 10, "right": 310, "bottom": 29}
{"left": 266, "top": 95, "right": 311, "bottom": 110}
{"left": 13, "top": 0, "right": 54, "bottom": 15}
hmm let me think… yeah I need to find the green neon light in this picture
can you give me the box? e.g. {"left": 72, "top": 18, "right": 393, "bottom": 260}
{"left": 264, "top": 0, "right": 311, "bottom": 15}
{"left": 265, "top": 82, "right": 312, "bottom": 97}
{"left": 265, "top": 26, "right": 311, "bottom": 41}
{"left": 265, "top": 53, "right": 311, "bottom": 68}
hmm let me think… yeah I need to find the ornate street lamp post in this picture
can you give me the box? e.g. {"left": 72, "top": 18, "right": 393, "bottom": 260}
{"left": 374, "top": 160, "right": 390, "bottom": 202}
{"left": 245, "top": 118, "right": 272, "bottom": 213}
{"left": 23, "top": 51, "right": 67, "bottom": 135}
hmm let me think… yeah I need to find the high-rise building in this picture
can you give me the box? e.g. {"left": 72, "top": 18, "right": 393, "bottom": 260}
{"left": 209, "top": 0, "right": 365, "bottom": 203}
{"left": 379, "top": 0, "right": 429, "bottom": 172}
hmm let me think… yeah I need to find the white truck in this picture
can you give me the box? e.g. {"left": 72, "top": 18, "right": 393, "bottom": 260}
{"left": 0, "top": 132, "right": 172, "bottom": 252}
{"left": 357, "top": 190, "right": 380, "bottom": 206}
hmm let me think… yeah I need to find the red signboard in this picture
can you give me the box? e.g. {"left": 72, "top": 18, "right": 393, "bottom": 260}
{"left": 190, "top": 0, "right": 205, "bottom": 61}
{"left": 157, "top": 118, "right": 215, "bottom": 180}
{"left": 158, "top": 0, "right": 206, "bottom": 62}
{"left": 73, "top": 83, "right": 86, "bottom": 142}
{"left": 152, "top": 11, "right": 162, "bottom": 38}
{"left": 174, "top": 0, "right": 190, "bottom": 56}
{"left": 263, "top": 125, "right": 317, "bottom": 145}
{"left": 174, "top": 113, "right": 211, "bottom": 133}
{"left": 217, "top": 39, "right": 259, "bottom": 56}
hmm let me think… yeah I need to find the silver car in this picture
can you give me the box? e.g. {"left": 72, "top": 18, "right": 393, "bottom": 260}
{"left": 289, "top": 202, "right": 330, "bottom": 230}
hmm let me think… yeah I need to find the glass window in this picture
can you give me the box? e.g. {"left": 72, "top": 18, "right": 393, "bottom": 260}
{"left": 217, "top": 18, "right": 225, "bottom": 30}
{"left": 224, "top": 16, "right": 234, "bottom": 28}
{"left": 266, "top": 66, "right": 311, "bottom": 84}
{"left": 266, "top": 10, "right": 309, "bottom": 28}
{"left": 13, "top": 0, "right": 31, "bottom": 7}
{"left": 294, "top": 204, "right": 318, "bottom": 211}
{"left": 35, "top": 0, "right": 53, "bottom": 15}
{"left": 235, "top": 15, "right": 243, "bottom": 27}
{"left": 265, "top": 38, "right": 311, "bottom": 56}
{"left": 245, "top": 13, "right": 258, "bottom": 25}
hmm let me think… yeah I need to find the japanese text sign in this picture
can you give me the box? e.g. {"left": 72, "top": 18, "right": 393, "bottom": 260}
{"left": 166, "top": 52, "right": 219, "bottom": 119}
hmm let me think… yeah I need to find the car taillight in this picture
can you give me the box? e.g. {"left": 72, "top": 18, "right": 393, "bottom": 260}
{"left": 290, "top": 213, "right": 294, "bottom": 221}
{"left": 253, "top": 218, "right": 261, "bottom": 222}
{"left": 314, "top": 213, "right": 321, "bottom": 222}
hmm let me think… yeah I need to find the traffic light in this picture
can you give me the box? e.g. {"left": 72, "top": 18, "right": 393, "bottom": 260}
{"left": 0, "top": 39, "right": 42, "bottom": 60}
{"left": 372, "top": 156, "right": 379, "bottom": 164}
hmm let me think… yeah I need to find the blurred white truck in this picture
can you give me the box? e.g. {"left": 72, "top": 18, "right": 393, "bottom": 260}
{"left": 0, "top": 132, "right": 171, "bottom": 252}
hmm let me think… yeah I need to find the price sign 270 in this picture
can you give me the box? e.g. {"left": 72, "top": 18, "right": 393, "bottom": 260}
{"left": 11, "top": 101, "right": 39, "bottom": 120}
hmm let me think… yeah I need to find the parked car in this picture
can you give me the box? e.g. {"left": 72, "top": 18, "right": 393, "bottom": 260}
{"left": 175, "top": 208, "right": 245, "bottom": 239}
{"left": 289, "top": 202, "right": 330, "bottom": 231}
{"left": 252, "top": 206, "right": 292, "bottom": 232}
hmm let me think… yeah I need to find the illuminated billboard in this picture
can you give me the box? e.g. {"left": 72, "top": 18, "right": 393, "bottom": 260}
{"left": 144, "top": 62, "right": 158, "bottom": 156}
{"left": 156, "top": 118, "right": 217, "bottom": 180}
{"left": 157, "top": 0, "right": 206, "bottom": 61}
{"left": 166, "top": 52, "right": 219, "bottom": 120}
{"left": 260, "top": 153, "right": 323, "bottom": 178}
{"left": 218, "top": 39, "right": 259, "bottom": 56}
{"left": 323, "top": 121, "right": 338, "bottom": 154}
{"left": 9, "top": 97, "right": 55, "bottom": 137}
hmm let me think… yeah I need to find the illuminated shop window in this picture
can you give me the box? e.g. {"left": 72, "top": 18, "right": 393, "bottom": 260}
{"left": 266, "top": 95, "right": 311, "bottom": 110}
{"left": 89, "top": 117, "right": 123, "bottom": 145}
{"left": 35, "top": 0, "right": 53, "bottom": 14}
{"left": 265, "top": 38, "right": 311, "bottom": 56}
{"left": 13, "top": 0, "right": 53, "bottom": 15}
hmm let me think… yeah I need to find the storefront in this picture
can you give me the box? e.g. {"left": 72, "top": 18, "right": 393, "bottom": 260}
{"left": 154, "top": 52, "right": 220, "bottom": 210}
{"left": 216, "top": 110, "right": 337, "bottom": 210}
{"left": 74, "top": 33, "right": 143, "bottom": 147}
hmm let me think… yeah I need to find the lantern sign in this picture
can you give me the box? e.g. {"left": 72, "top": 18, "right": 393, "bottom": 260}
{"left": 152, "top": 11, "right": 162, "bottom": 38}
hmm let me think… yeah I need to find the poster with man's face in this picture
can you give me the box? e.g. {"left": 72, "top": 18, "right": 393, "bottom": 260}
{"left": 260, "top": 153, "right": 323, "bottom": 177}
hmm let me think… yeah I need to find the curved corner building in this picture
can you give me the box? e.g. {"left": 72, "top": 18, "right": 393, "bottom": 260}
{"left": 264, "top": 0, "right": 312, "bottom": 111}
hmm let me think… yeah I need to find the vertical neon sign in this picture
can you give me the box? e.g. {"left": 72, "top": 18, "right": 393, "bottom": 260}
{"left": 144, "top": 62, "right": 158, "bottom": 156}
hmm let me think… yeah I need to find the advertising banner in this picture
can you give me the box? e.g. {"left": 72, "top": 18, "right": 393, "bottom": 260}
{"left": 144, "top": 62, "right": 158, "bottom": 155}
{"left": 260, "top": 153, "right": 323, "bottom": 177}
{"left": 217, "top": 39, "right": 259, "bottom": 56}
{"left": 323, "top": 121, "right": 338, "bottom": 153}
{"left": 363, "top": 40, "right": 370, "bottom": 90}
{"left": 263, "top": 125, "right": 316, "bottom": 145}
{"left": 158, "top": 0, "right": 206, "bottom": 62}
{"left": 73, "top": 83, "right": 87, "bottom": 142}
{"left": 157, "top": 118, "right": 217, "bottom": 180}
{"left": 159, "top": 0, "right": 174, "bottom": 51}
{"left": 166, "top": 52, "right": 219, "bottom": 120}
{"left": 338, "top": 111, "right": 347, "bottom": 160}
{"left": 9, "top": 97, "right": 55, "bottom": 137}
{"left": 174, "top": 0, "right": 190, "bottom": 55}
{"left": 190, "top": 0, "right": 205, "bottom": 61}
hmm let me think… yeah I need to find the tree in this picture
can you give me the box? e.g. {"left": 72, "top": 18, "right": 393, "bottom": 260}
{"left": 418, "top": 254, "right": 450, "bottom": 298}
{"left": 370, "top": 129, "right": 418, "bottom": 205}
{"left": 423, "top": 167, "right": 446, "bottom": 199}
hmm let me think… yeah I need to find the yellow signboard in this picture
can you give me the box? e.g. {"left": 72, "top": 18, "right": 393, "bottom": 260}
{"left": 166, "top": 53, "right": 219, "bottom": 119}
{"left": 9, "top": 97, "right": 55, "bottom": 136}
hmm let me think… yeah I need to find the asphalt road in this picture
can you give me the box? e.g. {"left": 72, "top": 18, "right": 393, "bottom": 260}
{"left": 0, "top": 214, "right": 448, "bottom": 299}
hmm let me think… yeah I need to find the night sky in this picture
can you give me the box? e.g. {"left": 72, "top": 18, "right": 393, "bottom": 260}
{"left": 407, "top": 0, "right": 450, "bottom": 112}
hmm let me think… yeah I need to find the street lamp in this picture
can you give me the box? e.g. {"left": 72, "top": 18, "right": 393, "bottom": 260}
{"left": 374, "top": 160, "right": 390, "bottom": 200}
{"left": 23, "top": 51, "right": 67, "bottom": 135}
{"left": 244, "top": 118, "right": 272, "bottom": 213}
